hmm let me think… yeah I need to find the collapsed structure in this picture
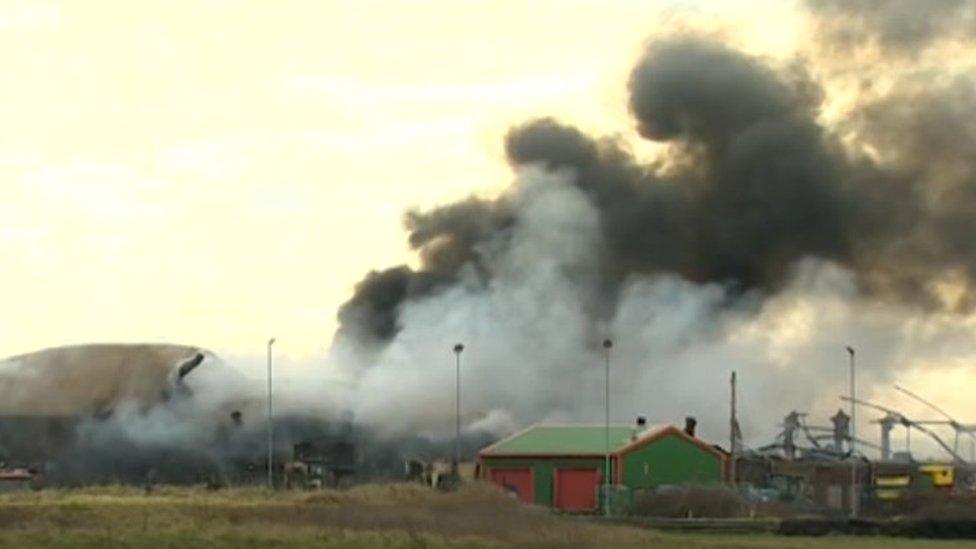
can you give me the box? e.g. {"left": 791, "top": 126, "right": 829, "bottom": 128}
{"left": 0, "top": 343, "right": 494, "bottom": 488}
{"left": 0, "top": 344, "right": 221, "bottom": 469}
{"left": 0, "top": 344, "right": 358, "bottom": 486}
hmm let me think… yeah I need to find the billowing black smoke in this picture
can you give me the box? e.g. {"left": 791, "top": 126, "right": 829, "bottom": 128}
{"left": 807, "top": 0, "right": 976, "bottom": 54}
{"left": 337, "top": 267, "right": 452, "bottom": 346}
{"left": 337, "top": 28, "right": 976, "bottom": 348}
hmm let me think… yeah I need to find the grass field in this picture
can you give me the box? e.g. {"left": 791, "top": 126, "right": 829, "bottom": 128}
{"left": 2, "top": 483, "right": 976, "bottom": 548}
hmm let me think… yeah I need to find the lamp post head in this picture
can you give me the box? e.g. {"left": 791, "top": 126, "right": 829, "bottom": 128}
{"left": 453, "top": 343, "right": 464, "bottom": 354}
{"left": 846, "top": 346, "right": 854, "bottom": 356}
{"left": 268, "top": 337, "right": 276, "bottom": 347}
{"left": 602, "top": 339, "right": 612, "bottom": 349}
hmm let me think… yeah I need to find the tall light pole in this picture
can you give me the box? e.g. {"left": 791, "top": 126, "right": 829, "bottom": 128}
{"left": 846, "top": 345, "right": 857, "bottom": 518}
{"left": 267, "top": 337, "right": 276, "bottom": 489}
{"left": 453, "top": 343, "right": 464, "bottom": 474}
{"left": 730, "top": 371, "right": 737, "bottom": 488}
{"left": 602, "top": 338, "right": 612, "bottom": 517}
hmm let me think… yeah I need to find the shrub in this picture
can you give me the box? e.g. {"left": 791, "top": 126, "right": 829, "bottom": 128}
{"left": 631, "top": 485, "right": 746, "bottom": 518}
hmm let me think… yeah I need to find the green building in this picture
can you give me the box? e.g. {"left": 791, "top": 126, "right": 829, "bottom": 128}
{"left": 479, "top": 422, "right": 726, "bottom": 511}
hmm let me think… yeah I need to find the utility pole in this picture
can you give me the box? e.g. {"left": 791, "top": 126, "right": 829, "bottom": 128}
{"left": 267, "top": 337, "right": 276, "bottom": 490}
{"left": 453, "top": 343, "right": 464, "bottom": 475}
{"left": 730, "top": 371, "right": 737, "bottom": 488}
{"left": 846, "top": 346, "right": 857, "bottom": 518}
{"left": 602, "top": 338, "right": 612, "bottom": 517}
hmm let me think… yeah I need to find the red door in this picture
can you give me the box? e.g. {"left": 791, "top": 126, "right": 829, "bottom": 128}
{"left": 554, "top": 468, "right": 600, "bottom": 511}
{"left": 490, "top": 468, "right": 534, "bottom": 504}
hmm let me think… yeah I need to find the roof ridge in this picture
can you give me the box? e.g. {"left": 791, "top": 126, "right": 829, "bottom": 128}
{"left": 533, "top": 423, "right": 654, "bottom": 428}
{"left": 479, "top": 422, "right": 675, "bottom": 457}
{"left": 477, "top": 422, "right": 540, "bottom": 455}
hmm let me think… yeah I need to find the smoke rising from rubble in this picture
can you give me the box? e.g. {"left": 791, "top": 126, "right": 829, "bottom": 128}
{"left": 333, "top": 10, "right": 976, "bottom": 454}
{"left": 5, "top": 4, "right": 976, "bottom": 470}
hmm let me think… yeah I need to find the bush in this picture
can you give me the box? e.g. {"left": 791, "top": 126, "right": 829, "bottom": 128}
{"left": 630, "top": 485, "right": 746, "bottom": 518}
{"left": 876, "top": 492, "right": 976, "bottom": 520}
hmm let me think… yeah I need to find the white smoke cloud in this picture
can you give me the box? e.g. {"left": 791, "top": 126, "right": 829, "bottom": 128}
{"left": 330, "top": 166, "right": 976, "bottom": 461}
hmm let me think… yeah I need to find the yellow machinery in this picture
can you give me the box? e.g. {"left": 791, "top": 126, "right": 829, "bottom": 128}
{"left": 875, "top": 474, "right": 911, "bottom": 501}
{"left": 873, "top": 464, "right": 955, "bottom": 502}
{"left": 918, "top": 464, "right": 955, "bottom": 488}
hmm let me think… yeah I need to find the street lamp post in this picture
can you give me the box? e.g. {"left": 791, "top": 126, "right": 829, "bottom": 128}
{"left": 846, "top": 345, "right": 857, "bottom": 518}
{"left": 267, "top": 337, "right": 276, "bottom": 489}
{"left": 602, "top": 338, "right": 612, "bottom": 517}
{"left": 453, "top": 343, "right": 464, "bottom": 475}
{"left": 730, "top": 371, "right": 737, "bottom": 488}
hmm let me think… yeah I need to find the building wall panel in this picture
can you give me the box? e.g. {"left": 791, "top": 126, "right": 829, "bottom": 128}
{"left": 554, "top": 468, "right": 599, "bottom": 511}
{"left": 483, "top": 457, "right": 609, "bottom": 506}
{"left": 489, "top": 468, "right": 534, "bottom": 504}
{"left": 620, "top": 434, "right": 722, "bottom": 489}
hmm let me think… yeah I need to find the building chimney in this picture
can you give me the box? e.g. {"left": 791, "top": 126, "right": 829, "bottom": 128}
{"left": 684, "top": 416, "right": 697, "bottom": 437}
{"left": 830, "top": 409, "right": 850, "bottom": 452}
{"left": 632, "top": 416, "right": 647, "bottom": 440}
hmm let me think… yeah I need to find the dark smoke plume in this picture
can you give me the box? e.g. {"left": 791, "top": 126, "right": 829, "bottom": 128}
{"left": 847, "top": 74, "right": 976, "bottom": 309}
{"left": 807, "top": 0, "right": 976, "bottom": 54}
{"left": 335, "top": 196, "right": 515, "bottom": 344}
{"left": 336, "top": 32, "right": 976, "bottom": 346}
{"left": 336, "top": 267, "right": 451, "bottom": 345}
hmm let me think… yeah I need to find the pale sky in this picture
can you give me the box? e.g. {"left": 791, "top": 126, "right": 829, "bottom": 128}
{"left": 0, "top": 0, "right": 800, "bottom": 361}
{"left": 7, "top": 2, "right": 976, "bottom": 459}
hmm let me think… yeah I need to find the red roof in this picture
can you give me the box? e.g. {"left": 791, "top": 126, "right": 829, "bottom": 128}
{"left": 614, "top": 425, "right": 727, "bottom": 460}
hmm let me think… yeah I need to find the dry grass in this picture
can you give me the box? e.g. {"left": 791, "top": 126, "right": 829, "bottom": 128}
{"left": 1, "top": 484, "right": 975, "bottom": 548}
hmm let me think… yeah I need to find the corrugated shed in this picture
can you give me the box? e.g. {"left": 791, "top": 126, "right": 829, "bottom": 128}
{"left": 480, "top": 423, "right": 727, "bottom": 508}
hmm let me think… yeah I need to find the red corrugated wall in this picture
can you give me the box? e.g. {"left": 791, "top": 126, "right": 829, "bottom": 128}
{"left": 489, "top": 468, "right": 534, "bottom": 504}
{"left": 553, "top": 468, "right": 600, "bottom": 511}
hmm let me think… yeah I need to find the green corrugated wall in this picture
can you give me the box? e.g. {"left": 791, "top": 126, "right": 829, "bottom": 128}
{"left": 620, "top": 435, "right": 722, "bottom": 489}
